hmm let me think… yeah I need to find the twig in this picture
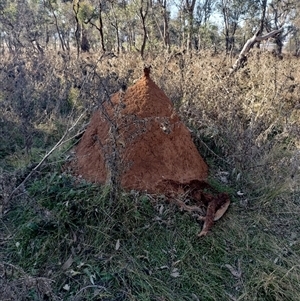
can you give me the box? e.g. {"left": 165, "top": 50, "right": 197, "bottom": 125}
{"left": 8, "top": 111, "right": 86, "bottom": 202}
{"left": 198, "top": 137, "right": 231, "bottom": 165}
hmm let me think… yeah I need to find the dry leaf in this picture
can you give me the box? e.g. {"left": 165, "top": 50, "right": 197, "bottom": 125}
{"left": 63, "top": 284, "right": 70, "bottom": 291}
{"left": 170, "top": 268, "right": 180, "bottom": 278}
{"left": 69, "top": 269, "right": 81, "bottom": 276}
{"left": 220, "top": 176, "right": 228, "bottom": 183}
{"left": 157, "top": 265, "right": 169, "bottom": 270}
{"left": 191, "top": 293, "right": 200, "bottom": 301}
{"left": 198, "top": 193, "right": 230, "bottom": 237}
{"left": 89, "top": 273, "right": 96, "bottom": 285}
{"left": 226, "top": 292, "right": 238, "bottom": 301}
{"left": 62, "top": 255, "right": 73, "bottom": 271}
{"left": 115, "top": 239, "right": 120, "bottom": 251}
{"left": 217, "top": 171, "right": 229, "bottom": 183}
{"left": 214, "top": 199, "right": 230, "bottom": 221}
{"left": 172, "top": 260, "right": 181, "bottom": 266}
{"left": 77, "top": 262, "right": 85, "bottom": 268}
{"left": 159, "top": 205, "right": 164, "bottom": 215}
{"left": 225, "top": 263, "right": 242, "bottom": 278}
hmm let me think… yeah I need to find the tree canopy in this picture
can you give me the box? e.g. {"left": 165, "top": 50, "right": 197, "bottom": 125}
{"left": 0, "top": 0, "right": 299, "bottom": 56}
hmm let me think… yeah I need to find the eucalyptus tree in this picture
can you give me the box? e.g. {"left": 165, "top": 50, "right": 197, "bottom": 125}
{"left": 71, "top": 0, "right": 149, "bottom": 55}
{"left": 265, "top": 0, "right": 297, "bottom": 54}
{"left": 71, "top": 0, "right": 105, "bottom": 54}
{"left": 217, "top": 0, "right": 254, "bottom": 53}
{"left": 154, "top": 0, "right": 171, "bottom": 50}
{"left": 288, "top": 1, "right": 300, "bottom": 55}
{"left": 0, "top": 0, "right": 50, "bottom": 54}
{"left": 177, "top": 0, "right": 197, "bottom": 51}
{"left": 106, "top": 0, "right": 126, "bottom": 54}
{"left": 195, "top": 0, "right": 217, "bottom": 50}
{"left": 104, "top": 0, "right": 148, "bottom": 55}
{"left": 196, "top": 0, "right": 215, "bottom": 25}
{"left": 229, "top": 0, "right": 293, "bottom": 73}
{"left": 46, "top": 0, "right": 72, "bottom": 52}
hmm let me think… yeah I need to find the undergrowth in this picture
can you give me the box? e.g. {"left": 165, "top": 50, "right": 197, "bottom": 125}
{"left": 0, "top": 49, "right": 300, "bottom": 300}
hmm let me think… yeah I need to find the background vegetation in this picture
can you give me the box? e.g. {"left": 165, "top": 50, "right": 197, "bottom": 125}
{"left": 1, "top": 0, "right": 300, "bottom": 300}
{"left": 1, "top": 0, "right": 300, "bottom": 56}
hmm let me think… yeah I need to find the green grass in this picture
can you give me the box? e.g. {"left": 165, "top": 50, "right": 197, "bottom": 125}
{"left": 1, "top": 169, "right": 300, "bottom": 300}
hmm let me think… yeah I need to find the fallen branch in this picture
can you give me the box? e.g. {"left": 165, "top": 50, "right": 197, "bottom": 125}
{"left": 229, "top": 27, "right": 284, "bottom": 75}
{"left": 8, "top": 111, "right": 86, "bottom": 202}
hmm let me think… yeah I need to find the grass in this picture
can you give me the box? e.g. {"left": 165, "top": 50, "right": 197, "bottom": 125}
{"left": 1, "top": 50, "right": 300, "bottom": 300}
{"left": 1, "top": 169, "right": 299, "bottom": 300}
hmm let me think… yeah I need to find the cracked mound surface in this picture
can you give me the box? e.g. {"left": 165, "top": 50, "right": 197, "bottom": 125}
{"left": 72, "top": 69, "right": 208, "bottom": 193}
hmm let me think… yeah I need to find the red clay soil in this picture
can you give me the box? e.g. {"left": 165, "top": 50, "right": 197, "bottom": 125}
{"left": 73, "top": 68, "right": 208, "bottom": 193}
{"left": 71, "top": 68, "right": 230, "bottom": 236}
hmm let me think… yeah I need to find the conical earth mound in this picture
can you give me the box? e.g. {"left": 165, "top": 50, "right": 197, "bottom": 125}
{"left": 72, "top": 68, "right": 208, "bottom": 193}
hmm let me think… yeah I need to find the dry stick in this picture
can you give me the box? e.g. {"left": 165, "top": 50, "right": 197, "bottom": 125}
{"left": 8, "top": 44, "right": 103, "bottom": 203}
{"left": 198, "top": 137, "right": 231, "bottom": 165}
{"left": 8, "top": 111, "right": 86, "bottom": 202}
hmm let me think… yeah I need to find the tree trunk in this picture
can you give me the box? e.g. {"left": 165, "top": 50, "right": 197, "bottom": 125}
{"left": 115, "top": 22, "right": 120, "bottom": 54}
{"left": 73, "top": 1, "right": 81, "bottom": 57}
{"left": 157, "top": 0, "right": 170, "bottom": 51}
{"left": 185, "top": 0, "right": 196, "bottom": 51}
{"left": 48, "top": 0, "right": 66, "bottom": 52}
{"left": 222, "top": 5, "right": 230, "bottom": 54}
{"left": 81, "top": 28, "right": 90, "bottom": 52}
{"left": 98, "top": 0, "right": 106, "bottom": 52}
{"left": 110, "top": 9, "right": 120, "bottom": 54}
{"left": 274, "top": 34, "right": 283, "bottom": 55}
{"left": 139, "top": 0, "right": 149, "bottom": 59}
{"left": 186, "top": 10, "right": 193, "bottom": 51}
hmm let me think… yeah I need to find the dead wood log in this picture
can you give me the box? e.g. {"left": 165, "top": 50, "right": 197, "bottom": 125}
{"left": 229, "top": 27, "right": 284, "bottom": 75}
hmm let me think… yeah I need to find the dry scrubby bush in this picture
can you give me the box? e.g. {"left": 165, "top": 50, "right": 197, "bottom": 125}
{"left": 152, "top": 50, "right": 300, "bottom": 193}
{"left": 0, "top": 51, "right": 132, "bottom": 158}
{"left": 1, "top": 49, "right": 299, "bottom": 192}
